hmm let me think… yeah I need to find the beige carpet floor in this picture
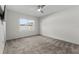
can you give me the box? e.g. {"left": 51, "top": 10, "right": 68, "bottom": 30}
{"left": 4, "top": 36, "right": 79, "bottom": 54}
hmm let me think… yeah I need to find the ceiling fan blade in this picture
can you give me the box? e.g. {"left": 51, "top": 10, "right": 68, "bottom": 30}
{"left": 40, "top": 10, "right": 44, "bottom": 13}
{"left": 37, "top": 5, "right": 46, "bottom": 8}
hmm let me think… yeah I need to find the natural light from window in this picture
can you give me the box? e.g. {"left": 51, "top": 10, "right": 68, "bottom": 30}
{"left": 19, "top": 18, "right": 34, "bottom": 31}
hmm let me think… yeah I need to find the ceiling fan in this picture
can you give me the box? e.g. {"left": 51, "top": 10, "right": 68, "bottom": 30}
{"left": 37, "top": 5, "right": 46, "bottom": 13}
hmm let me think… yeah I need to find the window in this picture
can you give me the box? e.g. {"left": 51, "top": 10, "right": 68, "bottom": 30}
{"left": 19, "top": 18, "right": 34, "bottom": 31}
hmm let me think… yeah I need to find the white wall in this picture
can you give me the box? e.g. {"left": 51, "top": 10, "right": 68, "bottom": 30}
{"left": 6, "top": 10, "right": 40, "bottom": 40}
{"left": 41, "top": 7, "right": 79, "bottom": 44}
{"left": 0, "top": 20, "right": 5, "bottom": 53}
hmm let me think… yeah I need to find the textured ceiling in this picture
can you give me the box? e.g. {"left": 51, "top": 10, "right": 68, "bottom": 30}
{"left": 6, "top": 5, "right": 76, "bottom": 17}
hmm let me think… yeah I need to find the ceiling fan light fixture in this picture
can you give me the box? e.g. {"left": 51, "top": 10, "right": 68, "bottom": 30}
{"left": 37, "top": 8, "right": 41, "bottom": 11}
{"left": 37, "top": 5, "right": 46, "bottom": 13}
